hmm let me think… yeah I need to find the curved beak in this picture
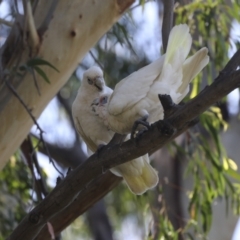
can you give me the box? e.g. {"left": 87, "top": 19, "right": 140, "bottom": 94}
{"left": 94, "top": 77, "right": 103, "bottom": 91}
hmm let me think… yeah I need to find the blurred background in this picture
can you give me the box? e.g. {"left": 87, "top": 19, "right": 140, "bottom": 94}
{"left": 1, "top": 0, "right": 240, "bottom": 239}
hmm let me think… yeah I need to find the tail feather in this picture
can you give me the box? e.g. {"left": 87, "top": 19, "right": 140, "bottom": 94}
{"left": 122, "top": 174, "right": 148, "bottom": 195}
{"left": 110, "top": 154, "right": 159, "bottom": 195}
{"left": 164, "top": 24, "right": 192, "bottom": 70}
{"left": 160, "top": 24, "right": 192, "bottom": 86}
{"left": 177, "top": 47, "right": 209, "bottom": 97}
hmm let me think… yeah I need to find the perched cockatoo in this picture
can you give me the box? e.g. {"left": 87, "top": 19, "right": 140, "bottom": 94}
{"left": 72, "top": 66, "right": 158, "bottom": 195}
{"left": 92, "top": 24, "right": 209, "bottom": 135}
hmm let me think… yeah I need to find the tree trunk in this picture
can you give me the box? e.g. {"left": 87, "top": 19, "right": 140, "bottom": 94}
{"left": 0, "top": 0, "right": 134, "bottom": 169}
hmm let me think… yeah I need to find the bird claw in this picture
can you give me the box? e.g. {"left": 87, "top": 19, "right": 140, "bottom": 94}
{"left": 131, "top": 116, "right": 150, "bottom": 139}
{"left": 136, "top": 127, "right": 148, "bottom": 137}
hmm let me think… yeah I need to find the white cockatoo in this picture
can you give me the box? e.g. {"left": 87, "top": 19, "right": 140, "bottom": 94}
{"left": 72, "top": 66, "right": 158, "bottom": 195}
{"left": 92, "top": 24, "right": 210, "bottom": 135}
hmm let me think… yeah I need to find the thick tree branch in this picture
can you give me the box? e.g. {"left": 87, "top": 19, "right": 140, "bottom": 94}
{"left": 8, "top": 49, "right": 240, "bottom": 240}
{"left": 35, "top": 172, "right": 121, "bottom": 240}
{"left": 34, "top": 137, "right": 117, "bottom": 240}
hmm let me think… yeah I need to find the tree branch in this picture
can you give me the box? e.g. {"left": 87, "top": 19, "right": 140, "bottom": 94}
{"left": 31, "top": 134, "right": 117, "bottom": 240}
{"left": 35, "top": 172, "right": 121, "bottom": 240}
{"left": 37, "top": 0, "right": 60, "bottom": 37}
{"left": 8, "top": 49, "right": 240, "bottom": 240}
{"left": 0, "top": 18, "right": 13, "bottom": 27}
{"left": 33, "top": 134, "right": 85, "bottom": 168}
{"left": 161, "top": 0, "right": 174, "bottom": 52}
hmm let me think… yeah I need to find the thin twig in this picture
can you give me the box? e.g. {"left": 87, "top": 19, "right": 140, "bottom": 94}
{"left": 42, "top": 138, "right": 64, "bottom": 177}
{"left": 0, "top": 18, "right": 13, "bottom": 27}
{"left": 14, "top": 0, "right": 19, "bottom": 15}
{"left": 21, "top": 137, "right": 46, "bottom": 202}
{"left": 32, "top": 0, "right": 40, "bottom": 14}
{"left": 29, "top": 137, "right": 48, "bottom": 198}
{"left": 89, "top": 50, "right": 105, "bottom": 70}
{"left": 4, "top": 79, "right": 64, "bottom": 178}
{"left": 38, "top": 0, "right": 60, "bottom": 36}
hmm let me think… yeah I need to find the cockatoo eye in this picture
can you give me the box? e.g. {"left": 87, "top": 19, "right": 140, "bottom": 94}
{"left": 87, "top": 78, "right": 93, "bottom": 85}
{"left": 101, "top": 96, "right": 108, "bottom": 105}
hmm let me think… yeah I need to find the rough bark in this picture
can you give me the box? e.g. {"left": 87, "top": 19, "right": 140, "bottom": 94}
{"left": 35, "top": 172, "right": 120, "bottom": 240}
{"left": 7, "top": 48, "right": 240, "bottom": 240}
{"left": 36, "top": 138, "right": 116, "bottom": 240}
{"left": 0, "top": 0, "right": 135, "bottom": 170}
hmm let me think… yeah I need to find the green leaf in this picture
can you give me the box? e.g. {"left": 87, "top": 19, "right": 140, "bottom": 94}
{"left": 26, "top": 58, "right": 59, "bottom": 72}
{"left": 226, "top": 169, "right": 240, "bottom": 181}
{"left": 33, "top": 66, "right": 51, "bottom": 84}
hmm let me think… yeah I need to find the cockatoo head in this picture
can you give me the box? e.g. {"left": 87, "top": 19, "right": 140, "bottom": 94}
{"left": 82, "top": 66, "right": 105, "bottom": 92}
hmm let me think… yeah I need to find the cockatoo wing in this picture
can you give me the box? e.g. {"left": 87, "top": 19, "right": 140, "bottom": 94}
{"left": 108, "top": 24, "right": 192, "bottom": 116}
{"left": 163, "top": 24, "right": 191, "bottom": 71}
{"left": 108, "top": 56, "right": 165, "bottom": 116}
{"left": 73, "top": 116, "right": 97, "bottom": 153}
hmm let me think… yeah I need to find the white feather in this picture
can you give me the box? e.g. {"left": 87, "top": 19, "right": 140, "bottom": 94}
{"left": 95, "top": 24, "right": 209, "bottom": 134}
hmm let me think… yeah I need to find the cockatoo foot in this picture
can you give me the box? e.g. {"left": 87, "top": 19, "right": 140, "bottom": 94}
{"left": 131, "top": 116, "right": 150, "bottom": 139}
{"left": 158, "top": 94, "right": 181, "bottom": 118}
{"left": 135, "top": 128, "right": 148, "bottom": 140}
{"left": 158, "top": 94, "right": 174, "bottom": 110}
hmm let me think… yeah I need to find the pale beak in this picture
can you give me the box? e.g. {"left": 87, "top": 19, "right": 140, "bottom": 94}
{"left": 94, "top": 77, "right": 103, "bottom": 91}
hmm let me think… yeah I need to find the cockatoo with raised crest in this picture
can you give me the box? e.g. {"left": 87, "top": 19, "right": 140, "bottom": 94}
{"left": 92, "top": 24, "right": 209, "bottom": 135}
{"left": 72, "top": 66, "right": 158, "bottom": 195}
